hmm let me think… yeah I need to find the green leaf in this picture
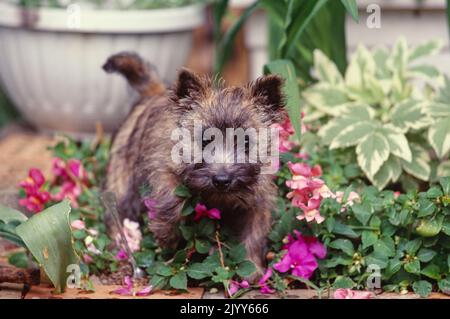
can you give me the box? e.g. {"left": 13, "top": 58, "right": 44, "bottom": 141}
{"left": 174, "top": 185, "right": 191, "bottom": 198}
{"left": 417, "top": 248, "right": 437, "bottom": 263}
{"left": 440, "top": 177, "right": 450, "bottom": 195}
{"left": 155, "top": 263, "right": 173, "bottom": 277}
{"left": 428, "top": 116, "right": 450, "bottom": 159}
{"left": 0, "top": 205, "right": 28, "bottom": 223}
{"left": 404, "top": 260, "right": 421, "bottom": 274}
{"left": 333, "top": 276, "right": 355, "bottom": 289}
{"left": 169, "top": 271, "right": 187, "bottom": 290}
{"left": 8, "top": 251, "right": 29, "bottom": 269}
{"left": 405, "top": 239, "right": 422, "bottom": 255}
{"left": 313, "top": 49, "right": 344, "bottom": 85}
{"left": 264, "top": 59, "right": 302, "bottom": 142}
{"left": 380, "top": 125, "right": 412, "bottom": 162}
{"left": 385, "top": 258, "right": 402, "bottom": 278}
{"left": 401, "top": 144, "right": 431, "bottom": 181}
{"left": 412, "top": 280, "right": 432, "bottom": 298}
{"left": 340, "top": 0, "right": 359, "bottom": 22}
{"left": 212, "top": 266, "right": 231, "bottom": 282}
{"left": 187, "top": 263, "right": 212, "bottom": 280}
{"left": 149, "top": 274, "right": 168, "bottom": 290}
{"left": 356, "top": 131, "right": 390, "bottom": 178}
{"left": 421, "top": 264, "right": 441, "bottom": 280}
{"left": 229, "top": 244, "right": 247, "bottom": 263}
{"left": 15, "top": 200, "right": 79, "bottom": 293}
{"left": 332, "top": 221, "right": 358, "bottom": 238}
{"left": 329, "top": 239, "right": 354, "bottom": 256}
{"left": 352, "top": 202, "right": 372, "bottom": 225}
{"left": 390, "top": 99, "right": 430, "bottom": 132}
{"left": 409, "top": 40, "right": 443, "bottom": 61}
{"left": 374, "top": 237, "right": 395, "bottom": 258}
{"left": 330, "top": 121, "right": 376, "bottom": 149}
{"left": 438, "top": 277, "right": 450, "bottom": 294}
{"left": 179, "top": 224, "right": 194, "bottom": 241}
{"left": 236, "top": 260, "right": 256, "bottom": 278}
{"left": 365, "top": 253, "right": 388, "bottom": 269}
{"left": 195, "top": 239, "right": 211, "bottom": 254}
{"left": 409, "top": 64, "right": 441, "bottom": 79}
{"left": 362, "top": 231, "right": 378, "bottom": 249}
{"left": 417, "top": 198, "right": 436, "bottom": 217}
{"left": 302, "top": 84, "right": 349, "bottom": 115}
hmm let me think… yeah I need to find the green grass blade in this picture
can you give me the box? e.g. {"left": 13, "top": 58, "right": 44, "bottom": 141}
{"left": 264, "top": 59, "right": 302, "bottom": 142}
{"left": 340, "top": 0, "right": 359, "bottom": 22}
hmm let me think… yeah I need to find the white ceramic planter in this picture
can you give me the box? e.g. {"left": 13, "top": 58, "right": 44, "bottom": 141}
{"left": 0, "top": 3, "right": 206, "bottom": 133}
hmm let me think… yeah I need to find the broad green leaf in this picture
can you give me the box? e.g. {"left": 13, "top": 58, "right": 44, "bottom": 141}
{"left": 332, "top": 221, "right": 358, "bottom": 238}
{"left": 415, "top": 215, "right": 444, "bottom": 237}
{"left": 438, "top": 277, "right": 450, "bottom": 294}
{"left": 412, "top": 280, "right": 432, "bottom": 298}
{"left": 409, "top": 40, "right": 443, "bottom": 61}
{"left": 356, "top": 132, "right": 390, "bottom": 178}
{"left": 169, "top": 271, "right": 187, "bottom": 290}
{"left": 340, "top": 0, "right": 359, "bottom": 22}
{"left": 389, "top": 37, "right": 408, "bottom": 74}
{"left": 15, "top": 200, "right": 79, "bottom": 294}
{"left": 437, "top": 160, "right": 450, "bottom": 177}
{"left": 401, "top": 144, "right": 431, "bottom": 181}
{"left": 436, "top": 75, "right": 450, "bottom": 104}
{"left": 380, "top": 125, "right": 412, "bottom": 162}
{"left": 174, "top": 184, "right": 191, "bottom": 198}
{"left": 365, "top": 253, "right": 388, "bottom": 269}
{"left": 333, "top": 276, "right": 355, "bottom": 289}
{"left": 330, "top": 121, "right": 376, "bottom": 149}
{"left": 369, "top": 155, "right": 402, "bottom": 190}
{"left": 352, "top": 202, "right": 372, "bottom": 225}
{"left": 405, "top": 238, "right": 422, "bottom": 255}
{"left": 385, "top": 258, "right": 402, "bottom": 278}
{"left": 149, "top": 274, "right": 168, "bottom": 290}
{"left": 345, "top": 45, "right": 375, "bottom": 89}
{"left": 428, "top": 116, "right": 450, "bottom": 158}
{"left": 426, "top": 102, "right": 450, "bottom": 117}
{"left": 390, "top": 99, "right": 430, "bottom": 132}
{"left": 236, "top": 260, "right": 256, "bottom": 278}
{"left": 0, "top": 205, "right": 28, "bottom": 223}
{"left": 421, "top": 264, "right": 441, "bottom": 280}
{"left": 361, "top": 231, "right": 378, "bottom": 249}
{"left": 313, "top": 49, "right": 343, "bottom": 85}
{"left": 409, "top": 64, "right": 441, "bottom": 79}
{"left": 440, "top": 177, "right": 450, "bottom": 194}
{"left": 319, "top": 117, "right": 354, "bottom": 145}
{"left": 264, "top": 59, "right": 302, "bottom": 142}
{"left": 187, "top": 263, "right": 212, "bottom": 280}
{"left": 340, "top": 103, "right": 375, "bottom": 120}
{"left": 302, "top": 84, "right": 349, "bottom": 115}
{"left": 374, "top": 237, "right": 396, "bottom": 258}
{"left": 329, "top": 239, "right": 355, "bottom": 256}
{"left": 417, "top": 248, "right": 437, "bottom": 263}
{"left": 404, "top": 260, "right": 421, "bottom": 274}
{"left": 229, "top": 244, "right": 247, "bottom": 263}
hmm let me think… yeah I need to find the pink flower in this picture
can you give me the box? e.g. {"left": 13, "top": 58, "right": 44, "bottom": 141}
{"left": 144, "top": 198, "right": 157, "bottom": 220}
{"left": 228, "top": 280, "right": 250, "bottom": 297}
{"left": 285, "top": 162, "right": 332, "bottom": 224}
{"left": 333, "top": 289, "right": 375, "bottom": 299}
{"left": 194, "top": 203, "right": 221, "bottom": 222}
{"left": 83, "top": 254, "right": 94, "bottom": 264}
{"left": 71, "top": 220, "right": 85, "bottom": 230}
{"left": 273, "top": 117, "right": 296, "bottom": 153}
{"left": 335, "top": 191, "right": 360, "bottom": 212}
{"left": 51, "top": 158, "right": 89, "bottom": 208}
{"left": 111, "top": 276, "right": 152, "bottom": 297}
{"left": 394, "top": 191, "right": 401, "bottom": 198}
{"left": 116, "top": 219, "right": 142, "bottom": 252}
{"left": 273, "top": 231, "right": 326, "bottom": 280}
{"left": 18, "top": 168, "right": 51, "bottom": 213}
{"left": 295, "top": 152, "right": 310, "bottom": 160}
{"left": 258, "top": 268, "right": 275, "bottom": 294}
{"left": 115, "top": 249, "right": 128, "bottom": 261}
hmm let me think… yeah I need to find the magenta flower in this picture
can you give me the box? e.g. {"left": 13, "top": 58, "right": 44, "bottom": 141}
{"left": 115, "top": 249, "right": 128, "bottom": 261}
{"left": 144, "top": 198, "right": 157, "bottom": 220}
{"left": 111, "top": 276, "right": 153, "bottom": 297}
{"left": 333, "top": 289, "right": 374, "bottom": 299}
{"left": 273, "top": 231, "right": 326, "bottom": 280}
{"left": 258, "top": 268, "right": 275, "bottom": 294}
{"left": 273, "top": 116, "right": 296, "bottom": 153}
{"left": 194, "top": 203, "right": 221, "bottom": 222}
{"left": 18, "top": 168, "right": 51, "bottom": 213}
{"left": 228, "top": 279, "right": 250, "bottom": 297}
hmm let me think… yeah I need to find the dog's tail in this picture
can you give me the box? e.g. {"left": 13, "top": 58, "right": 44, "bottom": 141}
{"left": 103, "top": 52, "right": 166, "bottom": 98}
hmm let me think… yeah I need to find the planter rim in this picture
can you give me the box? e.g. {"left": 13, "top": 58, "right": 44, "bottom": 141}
{"left": 0, "top": 2, "right": 206, "bottom": 33}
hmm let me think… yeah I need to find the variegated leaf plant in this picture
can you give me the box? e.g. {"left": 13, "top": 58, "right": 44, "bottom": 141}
{"left": 303, "top": 38, "right": 446, "bottom": 190}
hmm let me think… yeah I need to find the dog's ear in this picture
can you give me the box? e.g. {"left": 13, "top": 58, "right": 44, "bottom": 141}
{"left": 172, "top": 69, "right": 208, "bottom": 101}
{"left": 249, "top": 75, "right": 285, "bottom": 122}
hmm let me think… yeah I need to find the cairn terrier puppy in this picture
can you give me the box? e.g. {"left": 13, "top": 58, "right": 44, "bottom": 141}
{"left": 103, "top": 52, "right": 285, "bottom": 276}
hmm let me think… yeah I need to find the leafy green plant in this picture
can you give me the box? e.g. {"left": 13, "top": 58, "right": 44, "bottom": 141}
{"left": 316, "top": 177, "right": 450, "bottom": 297}
{"left": 0, "top": 200, "right": 79, "bottom": 293}
{"left": 303, "top": 38, "right": 446, "bottom": 190}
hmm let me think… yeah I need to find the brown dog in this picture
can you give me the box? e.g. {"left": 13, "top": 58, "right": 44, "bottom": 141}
{"left": 103, "top": 52, "right": 285, "bottom": 276}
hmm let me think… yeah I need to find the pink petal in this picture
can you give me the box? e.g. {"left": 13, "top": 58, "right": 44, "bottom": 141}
{"left": 29, "top": 168, "right": 45, "bottom": 187}
{"left": 136, "top": 286, "right": 153, "bottom": 296}
{"left": 333, "top": 289, "right": 374, "bottom": 299}
{"left": 111, "top": 287, "right": 133, "bottom": 296}
{"left": 228, "top": 281, "right": 240, "bottom": 296}
{"left": 287, "top": 162, "right": 312, "bottom": 177}
{"left": 273, "top": 254, "right": 292, "bottom": 273}
{"left": 207, "top": 208, "right": 221, "bottom": 220}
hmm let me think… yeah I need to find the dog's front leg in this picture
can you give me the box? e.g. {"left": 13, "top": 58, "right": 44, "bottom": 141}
{"left": 240, "top": 210, "right": 272, "bottom": 282}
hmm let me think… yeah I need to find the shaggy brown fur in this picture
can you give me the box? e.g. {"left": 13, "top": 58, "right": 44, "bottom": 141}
{"left": 103, "top": 52, "right": 286, "bottom": 277}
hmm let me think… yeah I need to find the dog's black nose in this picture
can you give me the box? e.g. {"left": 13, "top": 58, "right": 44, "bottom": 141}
{"left": 212, "top": 174, "right": 232, "bottom": 190}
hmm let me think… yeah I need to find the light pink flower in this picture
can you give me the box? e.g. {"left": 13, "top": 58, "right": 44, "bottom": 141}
{"left": 228, "top": 280, "right": 250, "bottom": 297}
{"left": 333, "top": 289, "right": 375, "bottom": 299}
{"left": 116, "top": 218, "right": 142, "bottom": 252}
{"left": 111, "top": 276, "right": 153, "bottom": 297}
{"left": 335, "top": 191, "right": 360, "bottom": 212}
{"left": 71, "top": 220, "right": 85, "bottom": 230}
{"left": 83, "top": 254, "right": 94, "bottom": 264}
{"left": 273, "top": 116, "right": 296, "bottom": 153}
{"left": 194, "top": 203, "right": 221, "bottom": 222}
